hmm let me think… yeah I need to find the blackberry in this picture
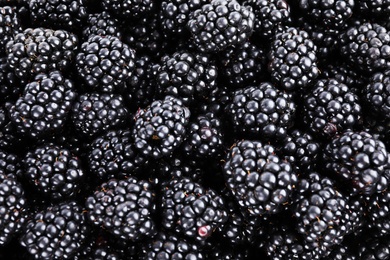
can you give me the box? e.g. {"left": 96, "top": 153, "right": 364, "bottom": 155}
{"left": 268, "top": 27, "right": 319, "bottom": 91}
{"left": 242, "top": 0, "right": 292, "bottom": 39}
{"left": 156, "top": 50, "right": 218, "bottom": 106}
{"left": 298, "top": 0, "right": 354, "bottom": 29}
{"left": 0, "top": 6, "right": 21, "bottom": 55}
{"left": 101, "top": 0, "right": 155, "bottom": 20}
{"left": 217, "top": 41, "right": 266, "bottom": 87}
{"left": 0, "top": 106, "right": 22, "bottom": 152}
{"left": 6, "top": 28, "right": 79, "bottom": 80}
{"left": 71, "top": 92, "right": 129, "bottom": 138}
{"left": 88, "top": 129, "right": 149, "bottom": 181}
{"left": 0, "top": 57, "right": 24, "bottom": 104}
{"left": 141, "top": 233, "right": 206, "bottom": 259}
{"left": 76, "top": 34, "right": 136, "bottom": 93}
{"left": 82, "top": 11, "right": 122, "bottom": 40}
{"left": 28, "top": 0, "right": 89, "bottom": 30}
{"left": 19, "top": 201, "right": 89, "bottom": 259}
{"left": 187, "top": 0, "right": 255, "bottom": 53}
{"left": 225, "top": 83, "right": 296, "bottom": 140}
{"left": 323, "top": 130, "right": 390, "bottom": 196}
{"left": 223, "top": 140, "right": 298, "bottom": 216}
{"left": 358, "top": 234, "right": 390, "bottom": 260}
{"left": 7, "top": 70, "right": 77, "bottom": 140}
{"left": 22, "top": 143, "right": 85, "bottom": 200}
{"left": 161, "top": 177, "right": 228, "bottom": 242}
{"left": 364, "top": 70, "right": 390, "bottom": 121}
{"left": 365, "top": 191, "right": 390, "bottom": 237}
{"left": 0, "top": 172, "right": 27, "bottom": 246}
{"left": 303, "top": 78, "right": 362, "bottom": 137}
{"left": 0, "top": 149, "right": 20, "bottom": 176}
{"left": 356, "top": 0, "right": 390, "bottom": 17}
{"left": 132, "top": 96, "right": 191, "bottom": 159}
{"left": 85, "top": 177, "right": 157, "bottom": 241}
{"left": 339, "top": 22, "right": 390, "bottom": 74}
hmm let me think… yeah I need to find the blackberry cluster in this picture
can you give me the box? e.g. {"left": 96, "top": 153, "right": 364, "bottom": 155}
{"left": 0, "top": 106, "right": 22, "bottom": 151}
{"left": 101, "top": 0, "right": 155, "bottom": 20}
{"left": 0, "top": 57, "right": 24, "bottom": 104}
{"left": 0, "top": 6, "right": 21, "bottom": 55}
{"left": 82, "top": 11, "right": 122, "bottom": 40}
{"left": 364, "top": 70, "right": 390, "bottom": 120}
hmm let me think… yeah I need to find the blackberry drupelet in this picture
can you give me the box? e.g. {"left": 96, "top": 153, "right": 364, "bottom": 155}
{"left": 6, "top": 27, "right": 79, "bottom": 80}
{"left": 218, "top": 41, "right": 266, "bottom": 87}
{"left": 357, "top": 0, "right": 390, "bottom": 17}
{"left": 358, "top": 235, "right": 390, "bottom": 260}
{"left": 187, "top": 0, "right": 255, "bottom": 53}
{"left": 323, "top": 130, "right": 390, "bottom": 196}
{"left": 223, "top": 140, "right": 298, "bottom": 216}
{"left": 132, "top": 96, "right": 190, "bottom": 159}
{"left": 76, "top": 34, "right": 136, "bottom": 93}
{"left": 22, "top": 143, "right": 85, "bottom": 200}
{"left": 0, "top": 6, "right": 21, "bottom": 55}
{"left": 28, "top": 0, "right": 89, "bottom": 30}
{"left": 156, "top": 50, "right": 218, "bottom": 106}
{"left": 339, "top": 22, "right": 390, "bottom": 74}
{"left": 303, "top": 78, "right": 362, "bottom": 137}
{"left": 0, "top": 172, "right": 27, "bottom": 246}
{"left": 82, "top": 11, "right": 122, "bottom": 40}
{"left": 0, "top": 57, "right": 24, "bottom": 104}
{"left": 101, "top": 0, "right": 155, "bottom": 20}
{"left": 161, "top": 177, "right": 228, "bottom": 242}
{"left": 365, "top": 191, "right": 390, "bottom": 237}
{"left": 88, "top": 129, "right": 149, "bottom": 180}
{"left": 0, "top": 149, "right": 20, "bottom": 176}
{"left": 225, "top": 83, "right": 296, "bottom": 140}
{"left": 19, "top": 201, "right": 89, "bottom": 259}
{"left": 71, "top": 92, "right": 129, "bottom": 138}
{"left": 85, "top": 176, "right": 156, "bottom": 241}
{"left": 364, "top": 70, "right": 390, "bottom": 120}
{"left": 0, "top": 106, "right": 22, "bottom": 152}
{"left": 268, "top": 27, "right": 319, "bottom": 91}
{"left": 7, "top": 70, "right": 77, "bottom": 140}
{"left": 141, "top": 233, "right": 206, "bottom": 259}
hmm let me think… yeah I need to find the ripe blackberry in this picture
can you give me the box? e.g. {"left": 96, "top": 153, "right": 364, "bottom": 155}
{"left": 187, "top": 0, "right": 255, "bottom": 53}
{"left": 0, "top": 149, "right": 20, "bottom": 176}
{"left": 141, "top": 233, "right": 206, "bottom": 259}
{"left": 161, "top": 177, "right": 228, "bottom": 242}
{"left": 279, "top": 129, "right": 320, "bottom": 173}
{"left": 0, "top": 106, "right": 23, "bottom": 152}
{"left": 0, "top": 6, "right": 21, "bottom": 55}
{"left": 76, "top": 34, "right": 136, "bottom": 93}
{"left": 357, "top": 0, "right": 390, "bottom": 17}
{"left": 85, "top": 177, "right": 156, "bottom": 241}
{"left": 225, "top": 83, "right": 296, "bottom": 140}
{"left": 323, "top": 130, "right": 390, "bottom": 196}
{"left": 339, "top": 22, "right": 390, "bottom": 74}
{"left": 242, "top": 0, "right": 292, "bottom": 39}
{"left": 358, "top": 234, "right": 390, "bottom": 260}
{"left": 82, "top": 11, "right": 122, "bottom": 40}
{"left": 268, "top": 27, "right": 319, "bottom": 91}
{"left": 0, "top": 172, "right": 27, "bottom": 246}
{"left": 132, "top": 96, "right": 191, "bottom": 159}
{"left": 303, "top": 78, "right": 362, "bottom": 137}
{"left": 156, "top": 50, "right": 218, "bottom": 106}
{"left": 223, "top": 140, "right": 298, "bottom": 216}
{"left": 71, "top": 92, "right": 129, "bottom": 138}
{"left": 364, "top": 70, "right": 390, "bottom": 120}
{"left": 298, "top": 0, "right": 354, "bottom": 29}
{"left": 20, "top": 201, "right": 89, "bottom": 259}
{"left": 88, "top": 129, "right": 149, "bottom": 181}
{"left": 22, "top": 143, "right": 85, "bottom": 200}
{"left": 217, "top": 41, "right": 266, "bottom": 87}
{"left": 6, "top": 28, "right": 79, "bottom": 80}
{"left": 28, "top": 0, "right": 89, "bottom": 30}
{"left": 101, "top": 0, "right": 155, "bottom": 20}
{"left": 7, "top": 70, "right": 77, "bottom": 140}
{"left": 0, "top": 57, "right": 24, "bottom": 104}
{"left": 365, "top": 191, "right": 390, "bottom": 237}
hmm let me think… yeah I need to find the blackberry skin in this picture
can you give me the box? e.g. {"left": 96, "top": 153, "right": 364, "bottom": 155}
{"left": 85, "top": 177, "right": 156, "bottom": 241}
{"left": 71, "top": 92, "right": 129, "bottom": 138}
{"left": 101, "top": 0, "right": 155, "bottom": 20}
{"left": 6, "top": 27, "right": 79, "bottom": 81}
{"left": 0, "top": 57, "right": 24, "bottom": 104}
{"left": 76, "top": 34, "right": 136, "bottom": 93}
{"left": 20, "top": 201, "right": 89, "bottom": 259}
{"left": 8, "top": 70, "right": 77, "bottom": 140}
{"left": 217, "top": 41, "right": 266, "bottom": 87}
{"left": 339, "top": 22, "right": 390, "bottom": 74}
{"left": 28, "top": 0, "right": 89, "bottom": 31}
{"left": 323, "top": 130, "right": 390, "bottom": 196}
{"left": 82, "top": 11, "right": 122, "bottom": 41}
{"left": 223, "top": 140, "right": 298, "bottom": 216}
{"left": 0, "top": 6, "right": 21, "bottom": 55}
{"left": 187, "top": 0, "right": 255, "bottom": 53}
{"left": 303, "top": 78, "right": 362, "bottom": 138}
{"left": 268, "top": 27, "right": 319, "bottom": 91}
{"left": 156, "top": 50, "right": 218, "bottom": 106}
{"left": 0, "top": 172, "right": 27, "bottom": 246}
{"left": 298, "top": 0, "right": 354, "bottom": 29}
{"left": 242, "top": 0, "right": 292, "bottom": 39}
{"left": 181, "top": 112, "right": 224, "bottom": 160}
{"left": 22, "top": 143, "right": 85, "bottom": 200}
{"left": 141, "top": 233, "right": 206, "bottom": 259}
{"left": 0, "top": 149, "right": 20, "bottom": 176}
{"left": 88, "top": 129, "right": 149, "bottom": 181}
{"left": 132, "top": 96, "right": 191, "bottom": 159}
{"left": 225, "top": 83, "right": 296, "bottom": 140}
{"left": 279, "top": 129, "right": 320, "bottom": 173}
{"left": 0, "top": 106, "right": 22, "bottom": 152}
{"left": 161, "top": 177, "right": 228, "bottom": 242}
{"left": 365, "top": 191, "right": 390, "bottom": 237}
{"left": 364, "top": 70, "right": 390, "bottom": 121}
